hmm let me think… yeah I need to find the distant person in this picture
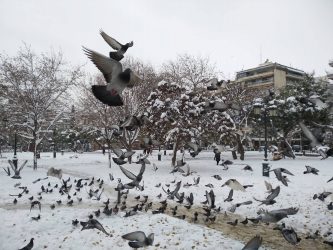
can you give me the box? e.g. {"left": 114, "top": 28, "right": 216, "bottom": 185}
{"left": 214, "top": 149, "right": 221, "bottom": 165}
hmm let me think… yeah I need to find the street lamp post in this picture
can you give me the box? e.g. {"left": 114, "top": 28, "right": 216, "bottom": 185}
{"left": 253, "top": 92, "right": 277, "bottom": 176}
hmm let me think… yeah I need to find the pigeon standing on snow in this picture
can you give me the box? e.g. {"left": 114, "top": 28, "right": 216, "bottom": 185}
{"left": 83, "top": 47, "right": 141, "bottom": 106}
{"left": 122, "top": 231, "right": 154, "bottom": 248}
{"left": 281, "top": 227, "right": 301, "bottom": 245}
{"left": 19, "top": 238, "right": 34, "bottom": 250}
{"left": 99, "top": 30, "right": 133, "bottom": 61}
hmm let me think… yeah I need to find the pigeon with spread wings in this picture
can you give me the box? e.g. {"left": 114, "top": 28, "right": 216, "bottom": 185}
{"left": 122, "top": 231, "right": 154, "bottom": 248}
{"left": 99, "top": 30, "right": 133, "bottom": 61}
{"left": 120, "top": 162, "right": 145, "bottom": 190}
{"left": 82, "top": 47, "right": 141, "bottom": 106}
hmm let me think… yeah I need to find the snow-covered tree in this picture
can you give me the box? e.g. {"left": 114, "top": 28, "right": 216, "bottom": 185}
{"left": 145, "top": 80, "right": 235, "bottom": 166}
{"left": 273, "top": 74, "right": 330, "bottom": 139}
{"left": 0, "top": 45, "right": 83, "bottom": 169}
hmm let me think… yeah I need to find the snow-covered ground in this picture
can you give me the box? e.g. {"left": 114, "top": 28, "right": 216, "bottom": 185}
{"left": 0, "top": 150, "right": 332, "bottom": 249}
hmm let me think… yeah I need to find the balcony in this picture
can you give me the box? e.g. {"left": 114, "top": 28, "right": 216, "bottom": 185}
{"left": 236, "top": 71, "right": 274, "bottom": 82}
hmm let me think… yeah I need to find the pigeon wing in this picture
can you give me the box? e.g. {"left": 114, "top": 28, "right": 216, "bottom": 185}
{"left": 82, "top": 47, "right": 122, "bottom": 83}
{"left": 264, "top": 180, "right": 272, "bottom": 192}
{"left": 119, "top": 166, "right": 137, "bottom": 180}
{"left": 229, "top": 179, "right": 246, "bottom": 192}
{"left": 123, "top": 151, "right": 135, "bottom": 158}
{"left": 127, "top": 70, "right": 142, "bottom": 88}
{"left": 91, "top": 86, "right": 124, "bottom": 106}
{"left": 227, "top": 189, "right": 234, "bottom": 200}
{"left": 187, "top": 142, "right": 198, "bottom": 152}
{"left": 242, "top": 235, "right": 262, "bottom": 250}
{"left": 99, "top": 30, "right": 122, "bottom": 50}
{"left": 113, "top": 148, "right": 124, "bottom": 158}
{"left": 282, "top": 229, "right": 298, "bottom": 245}
{"left": 138, "top": 162, "right": 146, "bottom": 177}
{"left": 266, "top": 186, "right": 280, "bottom": 201}
{"left": 281, "top": 168, "right": 294, "bottom": 176}
{"left": 299, "top": 122, "right": 319, "bottom": 147}
{"left": 128, "top": 241, "right": 145, "bottom": 248}
{"left": 122, "top": 231, "right": 146, "bottom": 242}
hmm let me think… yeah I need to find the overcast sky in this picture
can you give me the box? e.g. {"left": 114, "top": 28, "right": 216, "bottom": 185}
{"left": 1, "top": 0, "right": 332, "bottom": 79}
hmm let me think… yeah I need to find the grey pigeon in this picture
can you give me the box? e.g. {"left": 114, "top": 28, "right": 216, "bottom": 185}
{"left": 303, "top": 165, "right": 319, "bottom": 175}
{"left": 254, "top": 186, "right": 280, "bottom": 206}
{"left": 242, "top": 235, "right": 262, "bottom": 250}
{"left": 187, "top": 142, "right": 202, "bottom": 157}
{"left": 205, "top": 190, "right": 216, "bottom": 209}
{"left": 122, "top": 231, "right": 154, "bottom": 248}
{"left": 256, "top": 210, "right": 288, "bottom": 223}
{"left": 271, "top": 168, "right": 293, "bottom": 186}
{"left": 243, "top": 165, "right": 253, "bottom": 171}
{"left": 224, "top": 189, "right": 234, "bottom": 202}
{"left": 222, "top": 179, "right": 245, "bottom": 191}
{"left": 83, "top": 47, "right": 141, "bottom": 106}
{"left": 162, "top": 181, "right": 182, "bottom": 199}
{"left": 19, "top": 238, "right": 34, "bottom": 250}
{"left": 281, "top": 227, "right": 301, "bottom": 245}
{"left": 80, "top": 219, "right": 110, "bottom": 236}
{"left": 206, "top": 78, "right": 226, "bottom": 91}
{"left": 120, "top": 162, "right": 146, "bottom": 191}
{"left": 99, "top": 30, "right": 133, "bottom": 61}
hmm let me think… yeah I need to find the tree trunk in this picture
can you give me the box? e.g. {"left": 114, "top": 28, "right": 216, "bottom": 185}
{"left": 171, "top": 139, "right": 179, "bottom": 166}
{"left": 231, "top": 150, "right": 237, "bottom": 160}
{"left": 33, "top": 140, "right": 37, "bottom": 170}
{"left": 107, "top": 142, "right": 112, "bottom": 168}
{"left": 236, "top": 134, "right": 245, "bottom": 160}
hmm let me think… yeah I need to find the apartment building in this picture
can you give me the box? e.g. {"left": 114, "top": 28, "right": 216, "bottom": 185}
{"left": 235, "top": 60, "right": 305, "bottom": 90}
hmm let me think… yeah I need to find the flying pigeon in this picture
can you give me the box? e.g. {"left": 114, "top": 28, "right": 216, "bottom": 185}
{"left": 186, "top": 142, "right": 202, "bottom": 157}
{"left": 299, "top": 122, "right": 332, "bottom": 159}
{"left": 162, "top": 181, "right": 182, "bottom": 199}
{"left": 80, "top": 219, "right": 110, "bottom": 236}
{"left": 224, "top": 189, "right": 234, "bottom": 202}
{"left": 254, "top": 186, "right": 280, "bottom": 205}
{"left": 270, "top": 168, "right": 294, "bottom": 186}
{"left": 205, "top": 190, "right": 216, "bottom": 209}
{"left": 303, "top": 165, "right": 319, "bottom": 175}
{"left": 242, "top": 235, "right": 262, "bottom": 250}
{"left": 112, "top": 148, "right": 135, "bottom": 165}
{"left": 256, "top": 210, "right": 288, "bottom": 223}
{"left": 122, "top": 231, "right": 154, "bottom": 248}
{"left": 206, "top": 78, "right": 226, "bottom": 91}
{"left": 19, "top": 238, "right": 34, "bottom": 250}
{"left": 120, "top": 162, "right": 146, "bottom": 191}
{"left": 83, "top": 47, "right": 141, "bottom": 106}
{"left": 99, "top": 30, "right": 133, "bottom": 61}
{"left": 120, "top": 115, "right": 149, "bottom": 131}
{"left": 222, "top": 179, "right": 246, "bottom": 192}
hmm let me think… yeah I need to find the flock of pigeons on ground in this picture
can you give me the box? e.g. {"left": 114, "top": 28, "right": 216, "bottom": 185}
{"left": 8, "top": 144, "right": 333, "bottom": 249}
